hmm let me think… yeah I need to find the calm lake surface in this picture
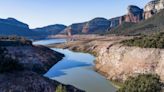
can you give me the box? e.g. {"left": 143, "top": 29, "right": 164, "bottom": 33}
{"left": 33, "top": 39, "right": 116, "bottom": 92}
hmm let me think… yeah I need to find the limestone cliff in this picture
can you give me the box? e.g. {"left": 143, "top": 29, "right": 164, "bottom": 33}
{"left": 144, "top": 0, "right": 164, "bottom": 19}
{"left": 120, "top": 5, "right": 143, "bottom": 24}
{"left": 61, "top": 17, "right": 110, "bottom": 35}
{"left": 95, "top": 44, "right": 164, "bottom": 82}
{"left": 82, "top": 18, "right": 110, "bottom": 33}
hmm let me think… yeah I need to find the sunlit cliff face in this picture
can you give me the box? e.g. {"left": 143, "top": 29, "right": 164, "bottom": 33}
{"left": 144, "top": 0, "right": 164, "bottom": 12}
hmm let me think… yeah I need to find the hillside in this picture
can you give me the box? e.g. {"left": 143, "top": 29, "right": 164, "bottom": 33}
{"left": 108, "top": 9, "right": 164, "bottom": 36}
{"left": 0, "top": 36, "right": 83, "bottom": 92}
{"left": 33, "top": 24, "right": 66, "bottom": 36}
{"left": 0, "top": 18, "right": 38, "bottom": 37}
{"left": 61, "top": 17, "right": 110, "bottom": 35}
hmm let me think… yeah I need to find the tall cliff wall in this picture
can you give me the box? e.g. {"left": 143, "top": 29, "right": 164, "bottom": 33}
{"left": 144, "top": 0, "right": 164, "bottom": 19}
{"left": 95, "top": 44, "right": 164, "bottom": 82}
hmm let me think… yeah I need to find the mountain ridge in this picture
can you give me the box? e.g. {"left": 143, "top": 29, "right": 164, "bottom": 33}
{"left": 0, "top": 0, "right": 164, "bottom": 38}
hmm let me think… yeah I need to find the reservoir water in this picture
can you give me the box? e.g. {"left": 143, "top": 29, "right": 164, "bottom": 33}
{"left": 33, "top": 39, "right": 116, "bottom": 92}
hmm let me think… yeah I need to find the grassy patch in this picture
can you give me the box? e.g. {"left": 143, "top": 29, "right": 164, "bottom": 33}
{"left": 117, "top": 74, "right": 162, "bottom": 92}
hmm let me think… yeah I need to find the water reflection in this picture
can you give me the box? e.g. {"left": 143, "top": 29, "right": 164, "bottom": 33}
{"left": 34, "top": 39, "right": 116, "bottom": 92}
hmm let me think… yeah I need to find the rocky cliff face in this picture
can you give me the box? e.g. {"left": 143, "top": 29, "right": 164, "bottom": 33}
{"left": 58, "top": 5, "right": 145, "bottom": 35}
{"left": 107, "top": 5, "right": 144, "bottom": 32}
{"left": 144, "top": 0, "right": 164, "bottom": 19}
{"left": 62, "top": 18, "right": 110, "bottom": 35}
{"left": 61, "top": 23, "right": 85, "bottom": 36}
{"left": 95, "top": 44, "right": 164, "bottom": 82}
{"left": 82, "top": 18, "right": 110, "bottom": 33}
{"left": 120, "top": 5, "right": 143, "bottom": 24}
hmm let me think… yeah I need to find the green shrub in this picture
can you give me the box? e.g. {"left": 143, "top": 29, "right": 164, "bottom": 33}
{"left": 55, "top": 85, "right": 66, "bottom": 92}
{"left": 117, "top": 74, "right": 162, "bottom": 92}
{"left": 121, "top": 32, "right": 164, "bottom": 48}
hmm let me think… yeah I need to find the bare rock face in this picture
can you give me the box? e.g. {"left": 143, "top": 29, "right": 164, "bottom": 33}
{"left": 95, "top": 44, "right": 164, "bottom": 82}
{"left": 120, "top": 5, "right": 143, "bottom": 24}
{"left": 60, "top": 23, "right": 85, "bottom": 36}
{"left": 62, "top": 17, "right": 110, "bottom": 35}
{"left": 82, "top": 18, "right": 110, "bottom": 33}
{"left": 144, "top": 0, "right": 164, "bottom": 19}
{"left": 144, "top": 11, "right": 155, "bottom": 20}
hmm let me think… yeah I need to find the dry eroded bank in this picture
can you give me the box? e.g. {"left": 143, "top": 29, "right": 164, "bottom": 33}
{"left": 48, "top": 35, "right": 164, "bottom": 82}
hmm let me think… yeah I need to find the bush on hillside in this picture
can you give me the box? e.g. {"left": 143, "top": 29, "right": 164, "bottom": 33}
{"left": 117, "top": 74, "right": 162, "bottom": 92}
{"left": 121, "top": 32, "right": 164, "bottom": 48}
{"left": 55, "top": 85, "right": 67, "bottom": 92}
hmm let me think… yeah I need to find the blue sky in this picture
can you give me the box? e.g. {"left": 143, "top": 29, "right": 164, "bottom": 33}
{"left": 0, "top": 0, "right": 152, "bottom": 28}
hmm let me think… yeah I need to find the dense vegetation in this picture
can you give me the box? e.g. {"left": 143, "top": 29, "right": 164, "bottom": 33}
{"left": 108, "top": 9, "right": 164, "bottom": 36}
{"left": 0, "top": 47, "right": 22, "bottom": 73}
{"left": 117, "top": 74, "right": 162, "bottom": 92}
{"left": 121, "top": 32, "right": 164, "bottom": 48}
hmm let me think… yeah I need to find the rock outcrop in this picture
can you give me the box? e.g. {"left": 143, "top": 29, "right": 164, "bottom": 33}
{"left": 95, "top": 44, "right": 164, "bottom": 82}
{"left": 120, "top": 5, "right": 143, "bottom": 24}
{"left": 62, "top": 17, "right": 110, "bottom": 35}
{"left": 107, "top": 5, "right": 144, "bottom": 32}
{"left": 61, "top": 23, "right": 85, "bottom": 36}
{"left": 82, "top": 18, "right": 110, "bottom": 33}
{"left": 144, "top": 0, "right": 164, "bottom": 19}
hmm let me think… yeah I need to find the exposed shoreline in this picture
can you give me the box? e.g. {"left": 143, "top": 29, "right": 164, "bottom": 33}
{"left": 47, "top": 35, "right": 164, "bottom": 87}
{"left": 46, "top": 35, "right": 131, "bottom": 87}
